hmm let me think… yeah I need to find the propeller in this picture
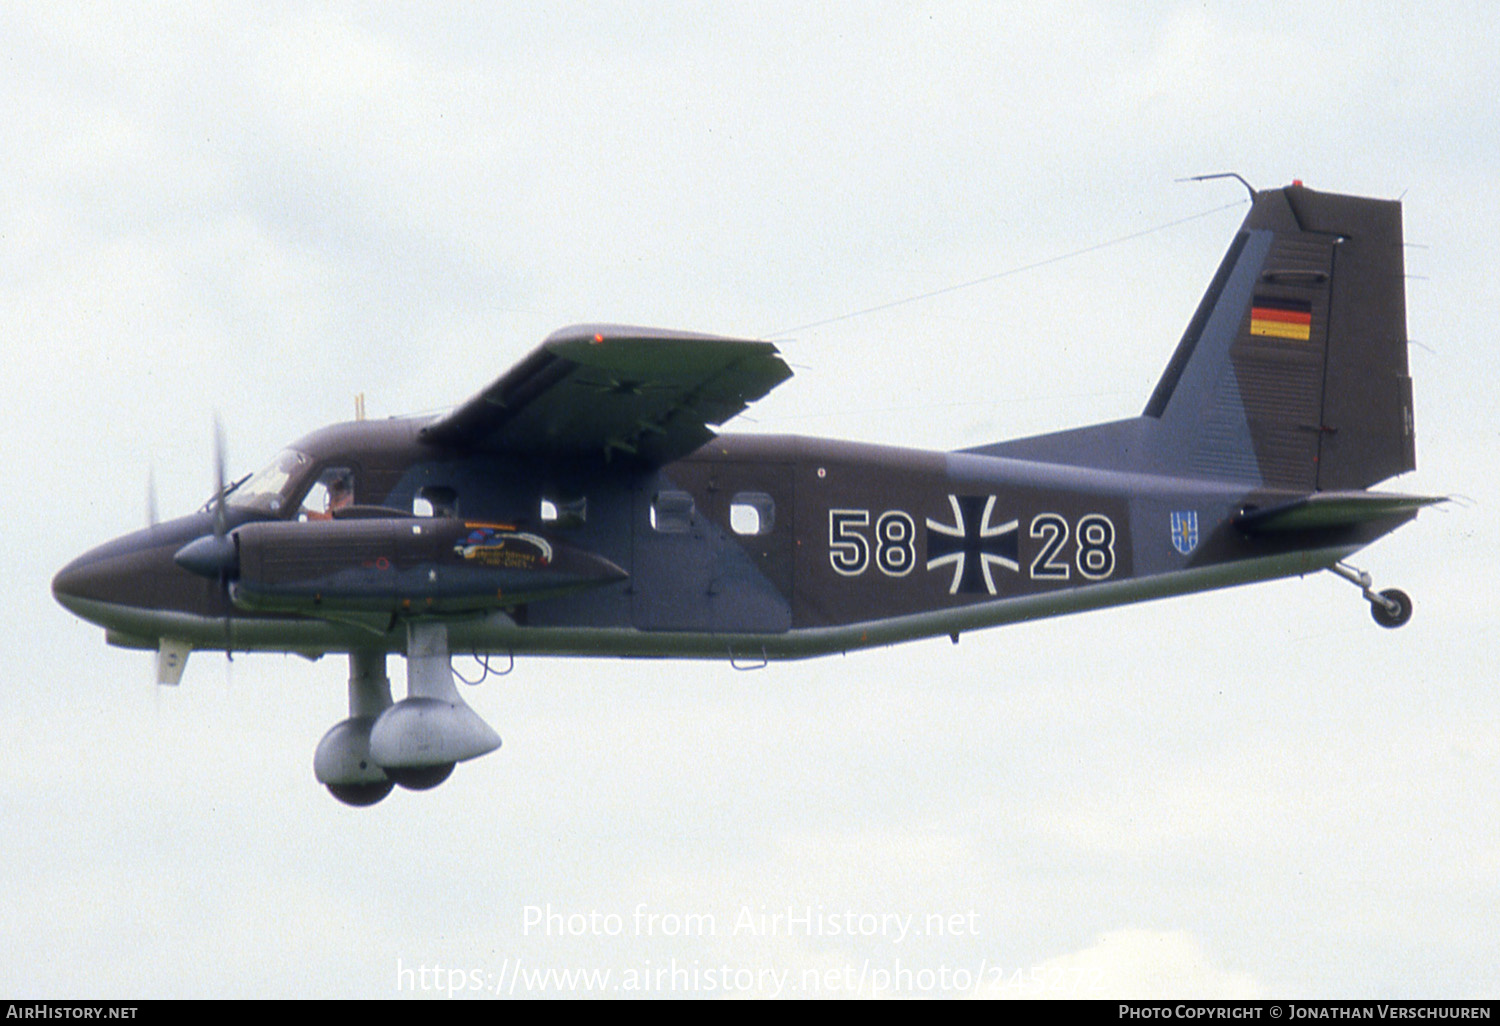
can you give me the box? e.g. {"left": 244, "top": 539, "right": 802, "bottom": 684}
{"left": 146, "top": 466, "right": 159, "bottom": 528}
{"left": 212, "top": 415, "right": 227, "bottom": 537}
{"left": 213, "top": 417, "right": 234, "bottom": 660}
{"left": 173, "top": 418, "right": 240, "bottom": 658}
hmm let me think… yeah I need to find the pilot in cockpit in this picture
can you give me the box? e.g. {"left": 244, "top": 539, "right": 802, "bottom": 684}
{"left": 304, "top": 468, "right": 355, "bottom": 520}
{"left": 328, "top": 472, "right": 354, "bottom": 513}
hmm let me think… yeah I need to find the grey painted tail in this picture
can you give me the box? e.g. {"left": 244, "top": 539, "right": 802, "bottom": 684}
{"left": 977, "top": 183, "right": 1416, "bottom": 491}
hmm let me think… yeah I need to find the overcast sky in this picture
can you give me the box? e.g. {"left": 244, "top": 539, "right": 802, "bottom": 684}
{"left": 3, "top": 1, "right": 1498, "bottom": 999}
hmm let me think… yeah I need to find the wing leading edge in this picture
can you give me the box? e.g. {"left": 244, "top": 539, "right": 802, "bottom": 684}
{"left": 420, "top": 325, "right": 793, "bottom": 465}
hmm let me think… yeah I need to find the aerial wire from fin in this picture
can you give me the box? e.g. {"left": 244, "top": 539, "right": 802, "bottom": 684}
{"left": 761, "top": 198, "right": 1247, "bottom": 340}
{"left": 1177, "top": 171, "right": 1257, "bottom": 201}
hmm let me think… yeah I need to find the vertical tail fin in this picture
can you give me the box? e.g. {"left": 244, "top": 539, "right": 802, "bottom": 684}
{"left": 978, "top": 183, "right": 1416, "bottom": 491}
{"left": 1145, "top": 183, "right": 1415, "bottom": 489}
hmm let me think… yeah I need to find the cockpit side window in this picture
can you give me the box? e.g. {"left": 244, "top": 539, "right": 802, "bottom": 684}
{"left": 299, "top": 467, "right": 356, "bottom": 520}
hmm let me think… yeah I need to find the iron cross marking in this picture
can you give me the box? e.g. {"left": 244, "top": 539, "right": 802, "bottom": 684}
{"left": 925, "top": 495, "right": 1019, "bottom": 595}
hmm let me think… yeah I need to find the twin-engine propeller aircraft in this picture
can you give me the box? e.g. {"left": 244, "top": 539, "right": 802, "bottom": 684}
{"left": 54, "top": 183, "right": 1440, "bottom": 805}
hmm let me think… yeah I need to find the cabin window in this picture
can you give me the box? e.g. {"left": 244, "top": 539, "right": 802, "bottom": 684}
{"left": 541, "top": 496, "right": 587, "bottom": 529}
{"left": 650, "top": 491, "right": 695, "bottom": 533}
{"left": 415, "top": 486, "right": 457, "bottom": 518}
{"left": 729, "top": 492, "right": 775, "bottom": 536}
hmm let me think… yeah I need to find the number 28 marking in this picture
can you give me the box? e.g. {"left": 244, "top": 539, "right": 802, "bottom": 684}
{"left": 1028, "top": 512, "right": 1115, "bottom": 580}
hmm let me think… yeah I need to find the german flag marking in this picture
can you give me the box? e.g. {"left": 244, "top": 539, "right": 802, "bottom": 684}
{"left": 1250, "top": 296, "right": 1312, "bottom": 341}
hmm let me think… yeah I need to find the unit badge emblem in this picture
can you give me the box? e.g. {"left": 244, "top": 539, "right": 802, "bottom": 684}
{"left": 1170, "top": 511, "right": 1199, "bottom": 556}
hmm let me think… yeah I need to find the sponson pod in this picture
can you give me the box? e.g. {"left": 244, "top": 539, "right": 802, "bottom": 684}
{"left": 220, "top": 516, "right": 627, "bottom": 616}
{"left": 369, "top": 623, "right": 502, "bottom": 790}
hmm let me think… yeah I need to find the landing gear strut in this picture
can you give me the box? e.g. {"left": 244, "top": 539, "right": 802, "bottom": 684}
{"left": 314, "top": 624, "right": 502, "bottom": 805}
{"left": 1329, "top": 562, "right": 1413, "bottom": 629}
{"left": 314, "top": 649, "right": 396, "bottom": 806}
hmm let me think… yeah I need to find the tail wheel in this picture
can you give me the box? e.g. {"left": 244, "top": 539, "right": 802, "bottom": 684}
{"left": 1370, "top": 588, "right": 1413, "bottom": 629}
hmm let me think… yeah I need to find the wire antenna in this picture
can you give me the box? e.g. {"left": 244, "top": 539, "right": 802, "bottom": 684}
{"left": 762, "top": 199, "right": 1246, "bottom": 339}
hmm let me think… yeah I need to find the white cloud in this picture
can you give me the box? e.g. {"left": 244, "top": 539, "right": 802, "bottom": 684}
{"left": 985, "top": 929, "right": 1261, "bottom": 1000}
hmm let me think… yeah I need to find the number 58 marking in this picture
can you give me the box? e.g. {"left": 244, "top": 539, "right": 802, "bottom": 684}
{"left": 828, "top": 508, "right": 916, "bottom": 578}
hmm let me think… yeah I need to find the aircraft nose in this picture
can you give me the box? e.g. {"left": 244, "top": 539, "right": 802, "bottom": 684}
{"left": 52, "top": 513, "right": 223, "bottom": 626}
{"left": 53, "top": 550, "right": 104, "bottom": 608}
{"left": 52, "top": 543, "right": 138, "bottom": 617}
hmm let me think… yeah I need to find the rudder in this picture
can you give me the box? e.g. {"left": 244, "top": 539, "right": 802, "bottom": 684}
{"left": 1145, "top": 183, "right": 1415, "bottom": 490}
{"left": 1292, "top": 188, "right": 1415, "bottom": 489}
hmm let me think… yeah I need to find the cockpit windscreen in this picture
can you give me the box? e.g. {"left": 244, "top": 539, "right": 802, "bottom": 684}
{"left": 221, "top": 449, "right": 313, "bottom": 514}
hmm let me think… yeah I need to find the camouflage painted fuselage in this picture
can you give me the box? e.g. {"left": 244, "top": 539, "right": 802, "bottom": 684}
{"left": 53, "top": 183, "right": 1432, "bottom": 664}
{"left": 53, "top": 420, "right": 1411, "bottom": 663}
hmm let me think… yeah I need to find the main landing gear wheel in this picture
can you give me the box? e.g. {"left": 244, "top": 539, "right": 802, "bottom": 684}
{"left": 386, "top": 763, "right": 456, "bottom": 790}
{"left": 315, "top": 631, "right": 503, "bottom": 805}
{"left": 328, "top": 781, "right": 396, "bottom": 807}
{"left": 1370, "top": 588, "right": 1413, "bottom": 630}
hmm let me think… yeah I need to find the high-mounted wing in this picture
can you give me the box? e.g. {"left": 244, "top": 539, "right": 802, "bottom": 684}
{"left": 419, "top": 324, "right": 793, "bottom": 465}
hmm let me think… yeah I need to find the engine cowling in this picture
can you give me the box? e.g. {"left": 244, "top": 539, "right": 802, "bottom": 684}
{"left": 227, "top": 517, "right": 626, "bottom": 617}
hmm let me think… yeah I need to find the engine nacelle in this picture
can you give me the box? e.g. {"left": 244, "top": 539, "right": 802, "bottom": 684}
{"left": 227, "top": 517, "right": 626, "bottom": 617}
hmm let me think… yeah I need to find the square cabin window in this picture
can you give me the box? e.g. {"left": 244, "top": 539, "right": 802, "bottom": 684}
{"left": 540, "top": 496, "right": 587, "bottom": 529}
{"left": 651, "top": 491, "right": 695, "bottom": 533}
{"left": 413, "top": 486, "right": 456, "bottom": 518}
{"left": 730, "top": 492, "right": 775, "bottom": 536}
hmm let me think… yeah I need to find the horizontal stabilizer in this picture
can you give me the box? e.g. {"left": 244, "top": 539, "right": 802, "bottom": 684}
{"left": 1234, "top": 491, "right": 1442, "bottom": 533}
